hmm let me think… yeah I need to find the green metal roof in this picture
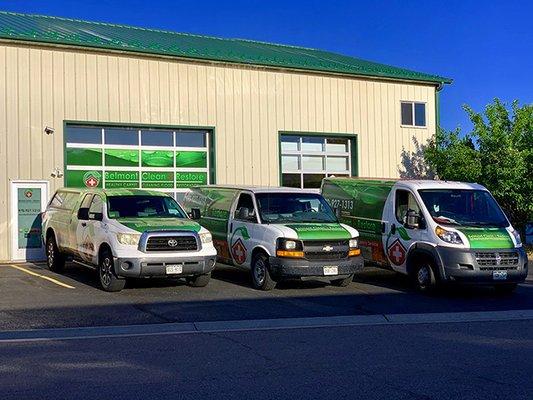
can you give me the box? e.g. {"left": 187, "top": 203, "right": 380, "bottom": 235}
{"left": 0, "top": 11, "right": 452, "bottom": 84}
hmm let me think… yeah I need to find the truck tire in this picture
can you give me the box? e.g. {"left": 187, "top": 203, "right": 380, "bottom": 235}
{"left": 46, "top": 234, "right": 65, "bottom": 273}
{"left": 186, "top": 273, "right": 211, "bottom": 287}
{"left": 251, "top": 252, "right": 276, "bottom": 291}
{"left": 331, "top": 273, "right": 354, "bottom": 287}
{"left": 98, "top": 248, "right": 125, "bottom": 292}
{"left": 411, "top": 261, "right": 438, "bottom": 293}
{"left": 494, "top": 283, "right": 518, "bottom": 294}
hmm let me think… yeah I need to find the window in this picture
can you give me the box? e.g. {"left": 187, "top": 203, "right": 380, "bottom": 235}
{"left": 80, "top": 194, "right": 93, "bottom": 209}
{"left": 64, "top": 125, "right": 212, "bottom": 199}
{"left": 401, "top": 102, "right": 426, "bottom": 127}
{"left": 280, "top": 134, "right": 354, "bottom": 189}
{"left": 234, "top": 193, "right": 257, "bottom": 222}
{"left": 395, "top": 189, "right": 421, "bottom": 224}
{"left": 107, "top": 195, "right": 186, "bottom": 219}
{"left": 88, "top": 196, "right": 104, "bottom": 219}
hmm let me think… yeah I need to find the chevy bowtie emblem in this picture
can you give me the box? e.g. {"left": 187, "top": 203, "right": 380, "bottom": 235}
{"left": 168, "top": 239, "right": 178, "bottom": 247}
{"left": 323, "top": 245, "right": 333, "bottom": 252}
{"left": 495, "top": 252, "right": 502, "bottom": 265}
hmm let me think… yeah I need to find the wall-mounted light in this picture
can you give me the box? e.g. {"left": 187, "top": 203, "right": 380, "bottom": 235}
{"left": 44, "top": 126, "right": 55, "bottom": 135}
{"left": 51, "top": 167, "right": 63, "bottom": 178}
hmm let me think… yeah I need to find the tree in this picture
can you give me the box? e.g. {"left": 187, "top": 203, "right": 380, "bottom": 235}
{"left": 423, "top": 99, "right": 533, "bottom": 232}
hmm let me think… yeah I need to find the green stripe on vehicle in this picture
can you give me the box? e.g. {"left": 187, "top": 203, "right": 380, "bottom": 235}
{"left": 284, "top": 224, "right": 352, "bottom": 240}
{"left": 458, "top": 227, "right": 514, "bottom": 249}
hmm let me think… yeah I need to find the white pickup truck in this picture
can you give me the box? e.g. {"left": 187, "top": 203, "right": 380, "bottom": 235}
{"left": 42, "top": 188, "right": 217, "bottom": 291}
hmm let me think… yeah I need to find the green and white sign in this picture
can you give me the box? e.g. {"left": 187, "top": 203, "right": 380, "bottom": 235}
{"left": 17, "top": 188, "right": 42, "bottom": 249}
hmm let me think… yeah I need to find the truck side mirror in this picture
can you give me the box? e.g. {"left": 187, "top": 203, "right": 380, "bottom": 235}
{"left": 89, "top": 212, "right": 103, "bottom": 221}
{"left": 77, "top": 208, "right": 89, "bottom": 221}
{"left": 190, "top": 208, "right": 201, "bottom": 220}
{"left": 405, "top": 209, "right": 420, "bottom": 229}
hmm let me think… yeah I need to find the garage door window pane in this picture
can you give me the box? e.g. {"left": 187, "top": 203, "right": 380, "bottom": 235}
{"left": 302, "top": 156, "right": 324, "bottom": 172}
{"left": 282, "top": 155, "right": 299, "bottom": 171}
{"left": 65, "top": 126, "right": 101, "bottom": 144}
{"left": 415, "top": 103, "right": 426, "bottom": 127}
{"left": 281, "top": 173, "right": 301, "bottom": 188}
{"left": 326, "top": 138, "right": 348, "bottom": 153}
{"left": 105, "top": 128, "right": 138, "bottom": 145}
{"left": 401, "top": 103, "right": 413, "bottom": 126}
{"left": 301, "top": 137, "right": 323, "bottom": 152}
{"left": 327, "top": 156, "right": 349, "bottom": 172}
{"left": 281, "top": 136, "right": 299, "bottom": 152}
{"left": 303, "top": 174, "right": 325, "bottom": 189}
{"left": 141, "top": 130, "right": 173, "bottom": 146}
{"left": 176, "top": 131, "right": 206, "bottom": 147}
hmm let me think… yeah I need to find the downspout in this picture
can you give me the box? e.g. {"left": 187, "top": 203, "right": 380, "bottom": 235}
{"left": 435, "top": 82, "right": 444, "bottom": 137}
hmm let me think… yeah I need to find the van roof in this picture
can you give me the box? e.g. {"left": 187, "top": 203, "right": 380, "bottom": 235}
{"left": 193, "top": 185, "right": 320, "bottom": 194}
{"left": 323, "top": 177, "right": 488, "bottom": 191}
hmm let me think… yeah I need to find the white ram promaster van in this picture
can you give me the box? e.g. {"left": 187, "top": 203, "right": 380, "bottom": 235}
{"left": 182, "top": 186, "right": 364, "bottom": 290}
{"left": 321, "top": 178, "right": 527, "bottom": 292}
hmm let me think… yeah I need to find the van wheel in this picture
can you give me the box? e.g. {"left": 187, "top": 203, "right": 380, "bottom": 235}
{"left": 98, "top": 248, "right": 125, "bottom": 292}
{"left": 494, "top": 283, "right": 517, "bottom": 294}
{"left": 331, "top": 273, "right": 354, "bottom": 287}
{"left": 411, "top": 262, "right": 437, "bottom": 292}
{"left": 251, "top": 253, "right": 276, "bottom": 291}
{"left": 46, "top": 234, "right": 65, "bottom": 273}
{"left": 186, "top": 273, "right": 211, "bottom": 287}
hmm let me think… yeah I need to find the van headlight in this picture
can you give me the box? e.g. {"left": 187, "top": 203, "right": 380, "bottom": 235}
{"left": 276, "top": 238, "right": 304, "bottom": 258}
{"left": 199, "top": 232, "right": 212, "bottom": 244}
{"left": 435, "top": 226, "right": 463, "bottom": 245}
{"left": 349, "top": 238, "right": 358, "bottom": 249}
{"left": 511, "top": 229, "right": 522, "bottom": 247}
{"left": 116, "top": 233, "right": 141, "bottom": 246}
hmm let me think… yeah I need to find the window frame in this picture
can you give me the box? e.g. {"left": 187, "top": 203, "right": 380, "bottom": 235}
{"left": 234, "top": 192, "right": 259, "bottom": 223}
{"left": 400, "top": 101, "right": 427, "bottom": 128}
{"left": 394, "top": 188, "right": 424, "bottom": 228}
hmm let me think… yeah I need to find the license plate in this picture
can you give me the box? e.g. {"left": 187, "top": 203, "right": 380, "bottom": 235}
{"left": 493, "top": 270, "right": 507, "bottom": 280}
{"left": 323, "top": 266, "right": 338, "bottom": 276}
{"left": 166, "top": 264, "right": 183, "bottom": 274}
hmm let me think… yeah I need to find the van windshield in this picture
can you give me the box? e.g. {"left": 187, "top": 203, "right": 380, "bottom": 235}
{"left": 255, "top": 193, "right": 337, "bottom": 224}
{"left": 107, "top": 196, "right": 187, "bottom": 219}
{"left": 418, "top": 189, "right": 508, "bottom": 227}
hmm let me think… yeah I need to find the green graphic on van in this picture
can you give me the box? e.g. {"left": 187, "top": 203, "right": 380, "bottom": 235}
{"left": 459, "top": 228, "right": 514, "bottom": 249}
{"left": 231, "top": 226, "right": 250, "bottom": 242}
{"left": 397, "top": 226, "right": 411, "bottom": 241}
{"left": 141, "top": 150, "right": 174, "bottom": 167}
{"left": 285, "top": 223, "right": 351, "bottom": 240}
{"left": 116, "top": 217, "right": 201, "bottom": 233}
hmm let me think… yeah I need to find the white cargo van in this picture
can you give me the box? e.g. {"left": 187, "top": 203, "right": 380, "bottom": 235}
{"left": 321, "top": 178, "right": 528, "bottom": 292}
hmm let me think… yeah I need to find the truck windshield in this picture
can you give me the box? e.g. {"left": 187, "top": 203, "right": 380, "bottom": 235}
{"left": 107, "top": 196, "right": 187, "bottom": 219}
{"left": 418, "top": 189, "right": 508, "bottom": 227}
{"left": 255, "top": 193, "right": 337, "bottom": 223}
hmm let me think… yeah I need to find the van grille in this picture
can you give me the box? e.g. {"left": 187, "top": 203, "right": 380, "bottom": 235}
{"left": 303, "top": 240, "right": 349, "bottom": 261}
{"left": 475, "top": 251, "right": 519, "bottom": 268}
{"left": 146, "top": 235, "right": 198, "bottom": 252}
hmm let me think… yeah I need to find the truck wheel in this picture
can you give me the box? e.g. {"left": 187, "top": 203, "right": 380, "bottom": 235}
{"left": 331, "top": 273, "right": 354, "bottom": 287}
{"left": 251, "top": 253, "right": 276, "bottom": 291}
{"left": 494, "top": 283, "right": 517, "bottom": 294}
{"left": 98, "top": 248, "right": 125, "bottom": 292}
{"left": 186, "top": 273, "right": 211, "bottom": 287}
{"left": 411, "top": 262, "right": 437, "bottom": 292}
{"left": 46, "top": 234, "right": 65, "bottom": 273}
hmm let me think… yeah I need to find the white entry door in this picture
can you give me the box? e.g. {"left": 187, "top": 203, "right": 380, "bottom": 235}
{"left": 10, "top": 180, "right": 49, "bottom": 261}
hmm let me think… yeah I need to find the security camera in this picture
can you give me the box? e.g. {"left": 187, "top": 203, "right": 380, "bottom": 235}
{"left": 44, "top": 126, "right": 55, "bottom": 135}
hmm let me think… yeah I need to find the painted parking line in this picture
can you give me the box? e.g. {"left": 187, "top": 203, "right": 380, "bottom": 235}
{"left": 6, "top": 264, "right": 75, "bottom": 289}
{"left": 0, "top": 309, "right": 532, "bottom": 343}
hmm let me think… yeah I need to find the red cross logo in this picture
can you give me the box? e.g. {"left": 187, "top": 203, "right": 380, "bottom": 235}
{"left": 24, "top": 190, "right": 33, "bottom": 198}
{"left": 85, "top": 176, "right": 99, "bottom": 188}
{"left": 231, "top": 238, "right": 247, "bottom": 265}
{"left": 387, "top": 239, "right": 406, "bottom": 266}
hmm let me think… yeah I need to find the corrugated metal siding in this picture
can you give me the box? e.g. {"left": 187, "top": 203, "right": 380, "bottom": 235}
{"left": 0, "top": 42, "right": 435, "bottom": 261}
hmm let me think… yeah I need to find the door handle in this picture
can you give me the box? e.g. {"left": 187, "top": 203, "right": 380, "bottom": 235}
{"left": 229, "top": 222, "right": 233, "bottom": 232}
{"left": 81, "top": 222, "right": 87, "bottom": 227}
{"left": 390, "top": 223, "right": 396, "bottom": 234}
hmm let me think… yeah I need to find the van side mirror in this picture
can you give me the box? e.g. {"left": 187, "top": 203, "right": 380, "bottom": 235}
{"left": 236, "top": 207, "right": 250, "bottom": 220}
{"left": 190, "top": 208, "right": 201, "bottom": 220}
{"left": 405, "top": 209, "right": 421, "bottom": 229}
{"left": 77, "top": 208, "right": 89, "bottom": 221}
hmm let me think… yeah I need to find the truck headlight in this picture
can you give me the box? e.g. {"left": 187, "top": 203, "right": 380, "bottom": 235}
{"left": 511, "top": 229, "right": 522, "bottom": 247}
{"left": 199, "top": 232, "right": 212, "bottom": 244}
{"left": 116, "top": 233, "right": 141, "bottom": 246}
{"left": 435, "top": 226, "right": 463, "bottom": 245}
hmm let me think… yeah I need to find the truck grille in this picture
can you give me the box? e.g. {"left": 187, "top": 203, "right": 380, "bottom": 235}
{"left": 475, "top": 251, "right": 519, "bottom": 269}
{"left": 146, "top": 235, "right": 198, "bottom": 252}
{"left": 303, "top": 240, "right": 349, "bottom": 261}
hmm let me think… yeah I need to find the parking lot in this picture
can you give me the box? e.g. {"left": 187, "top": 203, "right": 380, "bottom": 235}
{"left": 1, "top": 260, "right": 532, "bottom": 332}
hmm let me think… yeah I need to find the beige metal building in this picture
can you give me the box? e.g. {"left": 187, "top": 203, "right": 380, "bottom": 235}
{"left": 0, "top": 12, "right": 451, "bottom": 261}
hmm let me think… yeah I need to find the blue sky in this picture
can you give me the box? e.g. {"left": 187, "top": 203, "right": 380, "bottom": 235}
{"left": 1, "top": 0, "right": 531, "bottom": 132}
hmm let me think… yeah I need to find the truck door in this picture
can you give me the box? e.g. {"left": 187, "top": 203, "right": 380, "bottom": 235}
{"left": 70, "top": 194, "right": 93, "bottom": 257}
{"left": 76, "top": 195, "right": 103, "bottom": 262}
{"left": 383, "top": 188, "right": 427, "bottom": 273}
{"left": 228, "top": 192, "right": 260, "bottom": 269}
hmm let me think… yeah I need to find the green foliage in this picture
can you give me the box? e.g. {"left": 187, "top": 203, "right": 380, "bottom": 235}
{"left": 424, "top": 99, "right": 533, "bottom": 231}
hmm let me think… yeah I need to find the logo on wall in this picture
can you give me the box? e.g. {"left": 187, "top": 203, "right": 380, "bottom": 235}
{"left": 83, "top": 171, "right": 101, "bottom": 188}
{"left": 387, "top": 239, "right": 407, "bottom": 266}
{"left": 231, "top": 238, "right": 247, "bottom": 265}
{"left": 24, "top": 190, "right": 33, "bottom": 198}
